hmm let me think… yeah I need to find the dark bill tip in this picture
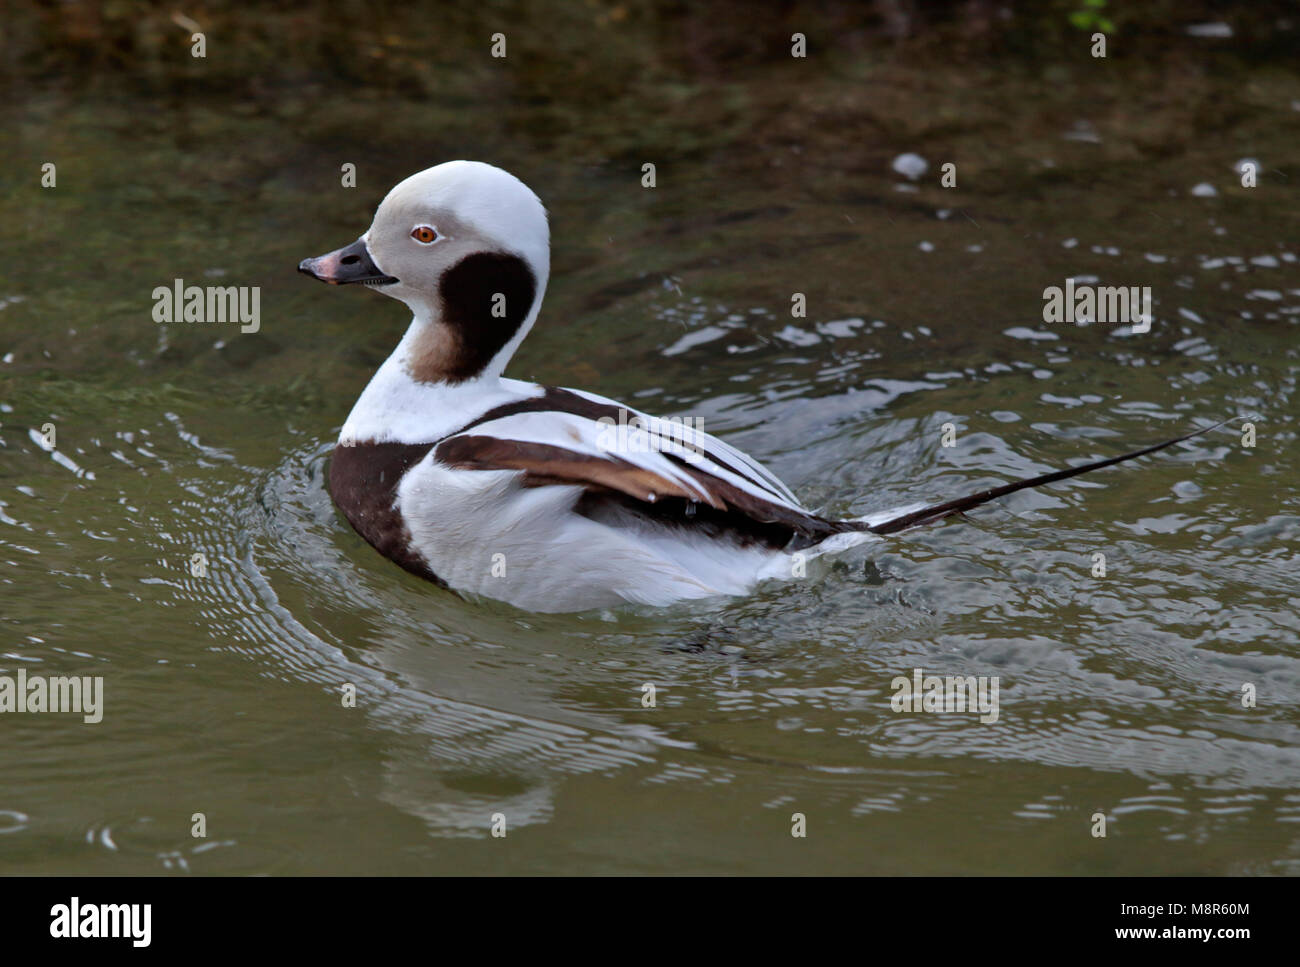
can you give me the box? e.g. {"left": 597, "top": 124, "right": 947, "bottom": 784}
{"left": 298, "top": 237, "right": 398, "bottom": 286}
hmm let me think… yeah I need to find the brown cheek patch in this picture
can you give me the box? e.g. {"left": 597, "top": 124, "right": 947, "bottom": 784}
{"left": 408, "top": 252, "right": 537, "bottom": 384}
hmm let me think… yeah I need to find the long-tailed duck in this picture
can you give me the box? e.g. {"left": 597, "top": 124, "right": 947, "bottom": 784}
{"left": 299, "top": 160, "right": 1217, "bottom": 613}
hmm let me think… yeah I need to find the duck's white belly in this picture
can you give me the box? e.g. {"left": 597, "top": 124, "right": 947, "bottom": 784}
{"left": 396, "top": 457, "right": 791, "bottom": 612}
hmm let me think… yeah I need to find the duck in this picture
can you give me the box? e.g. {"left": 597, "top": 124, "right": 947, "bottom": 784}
{"left": 299, "top": 160, "right": 1218, "bottom": 613}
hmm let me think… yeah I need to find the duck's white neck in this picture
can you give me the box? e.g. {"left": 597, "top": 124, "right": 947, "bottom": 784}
{"left": 337, "top": 314, "right": 542, "bottom": 446}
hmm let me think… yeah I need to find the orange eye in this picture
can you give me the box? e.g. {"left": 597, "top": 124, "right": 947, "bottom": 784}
{"left": 411, "top": 226, "right": 438, "bottom": 244}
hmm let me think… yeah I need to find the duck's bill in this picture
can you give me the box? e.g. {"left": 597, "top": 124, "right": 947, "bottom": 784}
{"left": 297, "top": 238, "right": 398, "bottom": 286}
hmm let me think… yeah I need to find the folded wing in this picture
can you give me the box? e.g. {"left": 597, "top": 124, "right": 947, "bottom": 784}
{"left": 433, "top": 387, "right": 853, "bottom": 549}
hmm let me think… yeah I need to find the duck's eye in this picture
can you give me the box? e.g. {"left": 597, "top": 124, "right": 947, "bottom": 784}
{"left": 411, "top": 225, "right": 439, "bottom": 244}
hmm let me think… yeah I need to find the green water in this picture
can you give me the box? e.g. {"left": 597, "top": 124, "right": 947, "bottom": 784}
{"left": 1, "top": 46, "right": 1298, "bottom": 874}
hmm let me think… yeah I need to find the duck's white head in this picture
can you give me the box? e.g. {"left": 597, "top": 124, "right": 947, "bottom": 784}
{"left": 299, "top": 160, "right": 550, "bottom": 384}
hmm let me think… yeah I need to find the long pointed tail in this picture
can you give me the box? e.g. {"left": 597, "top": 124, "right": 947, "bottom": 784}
{"left": 865, "top": 418, "right": 1232, "bottom": 536}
